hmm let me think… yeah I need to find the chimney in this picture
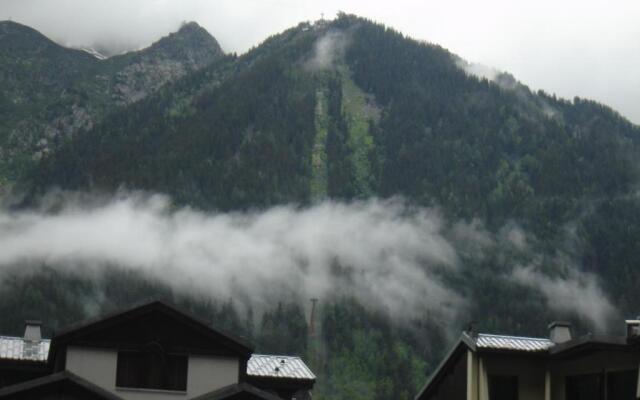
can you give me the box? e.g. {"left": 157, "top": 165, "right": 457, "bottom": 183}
{"left": 466, "top": 321, "right": 478, "bottom": 337}
{"left": 548, "top": 321, "right": 572, "bottom": 344}
{"left": 24, "top": 320, "right": 42, "bottom": 342}
{"left": 625, "top": 319, "right": 640, "bottom": 340}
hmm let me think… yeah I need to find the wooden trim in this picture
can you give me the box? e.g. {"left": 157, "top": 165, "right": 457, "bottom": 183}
{"left": 63, "top": 340, "right": 240, "bottom": 356}
{"left": 415, "top": 337, "right": 470, "bottom": 400}
{"left": 0, "top": 371, "right": 124, "bottom": 400}
{"left": 0, "top": 360, "right": 49, "bottom": 373}
{"left": 246, "top": 376, "right": 315, "bottom": 390}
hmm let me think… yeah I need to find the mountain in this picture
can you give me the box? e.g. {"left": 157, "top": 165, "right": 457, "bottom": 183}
{"left": 17, "top": 12, "right": 640, "bottom": 329}
{"left": 14, "top": 11, "right": 640, "bottom": 318}
{"left": 24, "top": 15, "right": 640, "bottom": 225}
{"left": 0, "top": 20, "right": 223, "bottom": 190}
{"left": 2, "top": 14, "right": 640, "bottom": 400}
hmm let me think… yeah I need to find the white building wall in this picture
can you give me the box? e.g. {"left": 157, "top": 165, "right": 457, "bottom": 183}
{"left": 65, "top": 345, "right": 239, "bottom": 400}
{"left": 187, "top": 355, "right": 239, "bottom": 398}
{"left": 481, "top": 354, "right": 546, "bottom": 400}
{"left": 65, "top": 346, "right": 117, "bottom": 392}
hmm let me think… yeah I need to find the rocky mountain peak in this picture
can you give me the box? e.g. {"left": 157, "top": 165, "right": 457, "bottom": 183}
{"left": 145, "top": 21, "right": 224, "bottom": 66}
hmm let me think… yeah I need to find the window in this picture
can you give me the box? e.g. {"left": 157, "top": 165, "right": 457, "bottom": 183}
{"left": 566, "top": 373, "right": 604, "bottom": 400}
{"left": 488, "top": 375, "right": 518, "bottom": 400}
{"left": 116, "top": 344, "right": 188, "bottom": 391}
{"left": 607, "top": 370, "right": 636, "bottom": 400}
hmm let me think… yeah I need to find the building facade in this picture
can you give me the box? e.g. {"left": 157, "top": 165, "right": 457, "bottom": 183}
{"left": 0, "top": 301, "right": 315, "bottom": 400}
{"left": 417, "top": 321, "right": 640, "bottom": 400}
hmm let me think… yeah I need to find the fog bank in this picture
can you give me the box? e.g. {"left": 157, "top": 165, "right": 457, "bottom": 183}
{"left": 0, "top": 194, "right": 468, "bottom": 322}
{"left": 0, "top": 192, "right": 621, "bottom": 333}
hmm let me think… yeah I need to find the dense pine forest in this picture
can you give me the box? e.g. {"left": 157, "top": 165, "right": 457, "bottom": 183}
{"left": 1, "top": 13, "right": 640, "bottom": 400}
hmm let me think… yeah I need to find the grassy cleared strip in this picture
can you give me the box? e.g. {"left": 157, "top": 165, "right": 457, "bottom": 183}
{"left": 338, "top": 65, "right": 380, "bottom": 197}
{"left": 311, "top": 88, "right": 329, "bottom": 201}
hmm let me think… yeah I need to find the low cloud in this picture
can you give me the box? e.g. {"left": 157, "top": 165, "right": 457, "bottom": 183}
{"left": 455, "top": 58, "right": 501, "bottom": 82}
{"left": 511, "top": 264, "right": 618, "bottom": 332}
{"left": 304, "top": 30, "right": 349, "bottom": 71}
{"left": 455, "top": 58, "right": 559, "bottom": 119}
{"left": 0, "top": 193, "right": 475, "bottom": 323}
{"left": 0, "top": 191, "right": 621, "bottom": 333}
{"left": 502, "top": 224, "right": 617, "bottom": 332}
{"left": 499, "top": 222, "right": 528, "bottom": 251}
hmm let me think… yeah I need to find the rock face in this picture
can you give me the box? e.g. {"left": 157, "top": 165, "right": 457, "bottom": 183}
{"left": 108, "top": 21, "right": 224, "bottom": 105}
{"left": 0, "top": 20, "right": 223, "bottom": 184}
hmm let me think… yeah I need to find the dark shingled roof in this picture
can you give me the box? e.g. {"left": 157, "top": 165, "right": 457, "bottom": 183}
{"left": 48, "top": 299, "right": 254, "bottom": 363}
{"left": 0, "top": 371, "right": 123, "bottom": 399}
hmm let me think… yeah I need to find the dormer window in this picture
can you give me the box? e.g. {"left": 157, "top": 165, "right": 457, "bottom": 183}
{"left": 488, "top": 375, "right": 518, "bottom": 400}
{"left": 115, "top": 342, "right": 188, "bottom": 391}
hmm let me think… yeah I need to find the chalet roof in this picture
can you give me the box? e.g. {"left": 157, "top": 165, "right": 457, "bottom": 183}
{"left": 416, "top": 332, "right": 554, "bottom": 399}
{"left": 414, "top": 335, "right": 470, "bottom": 400}
{"left": 475, "top": 333, "right": 554, "bottom": 352}
{"left": 0, "top": 335, "right": 316, "bottom": 382}
{"left": 48, "top": 300, "right": 254, "bottom": 362}
{"left": 0, "top": 371, "right": 123, "bottom": 399}
{"left": 0, "top": 304, "right": 315, "bottom": 376}
{"left": 415, "top": 330, "right": 639, "bottom": 399}
{"left": 0, "top": 336, "right": 50, "bottom": 362}
{"left": 549, "top": 334, "right": 632, "bottom": 356}
{"left": 475, "top": 332, "right": 637, "bottom": 355}
{"left": 247, "top": 354, "right": 316, "bottom": 380}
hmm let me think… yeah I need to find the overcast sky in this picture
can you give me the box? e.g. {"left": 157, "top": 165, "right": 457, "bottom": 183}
{"left": 2, "top": 0, "right": 639, "bottom": 124}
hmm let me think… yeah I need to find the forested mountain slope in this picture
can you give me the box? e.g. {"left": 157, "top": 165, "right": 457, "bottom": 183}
{"left": 26, "top": 15, "right": 640, "bottom": 228}
{"left": 2, "top": 14, "right": 640, "bottom": 400}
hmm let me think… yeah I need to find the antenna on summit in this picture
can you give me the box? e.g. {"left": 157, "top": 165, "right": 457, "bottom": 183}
{"left": 315, "top": 12, "right": 328, "bottom": 28}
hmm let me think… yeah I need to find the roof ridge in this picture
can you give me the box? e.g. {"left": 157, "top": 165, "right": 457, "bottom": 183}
{"left": 478, "top": 333, "right": 552, "bottom": 341}
{"left": 251, "top": 354, "right": 302, "bottom": 358}
{"left": 247, "top": 354, "right": 316, "bottom": 380}
{"left": 0, "top": 335, "right": 51, "bottom": 341}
